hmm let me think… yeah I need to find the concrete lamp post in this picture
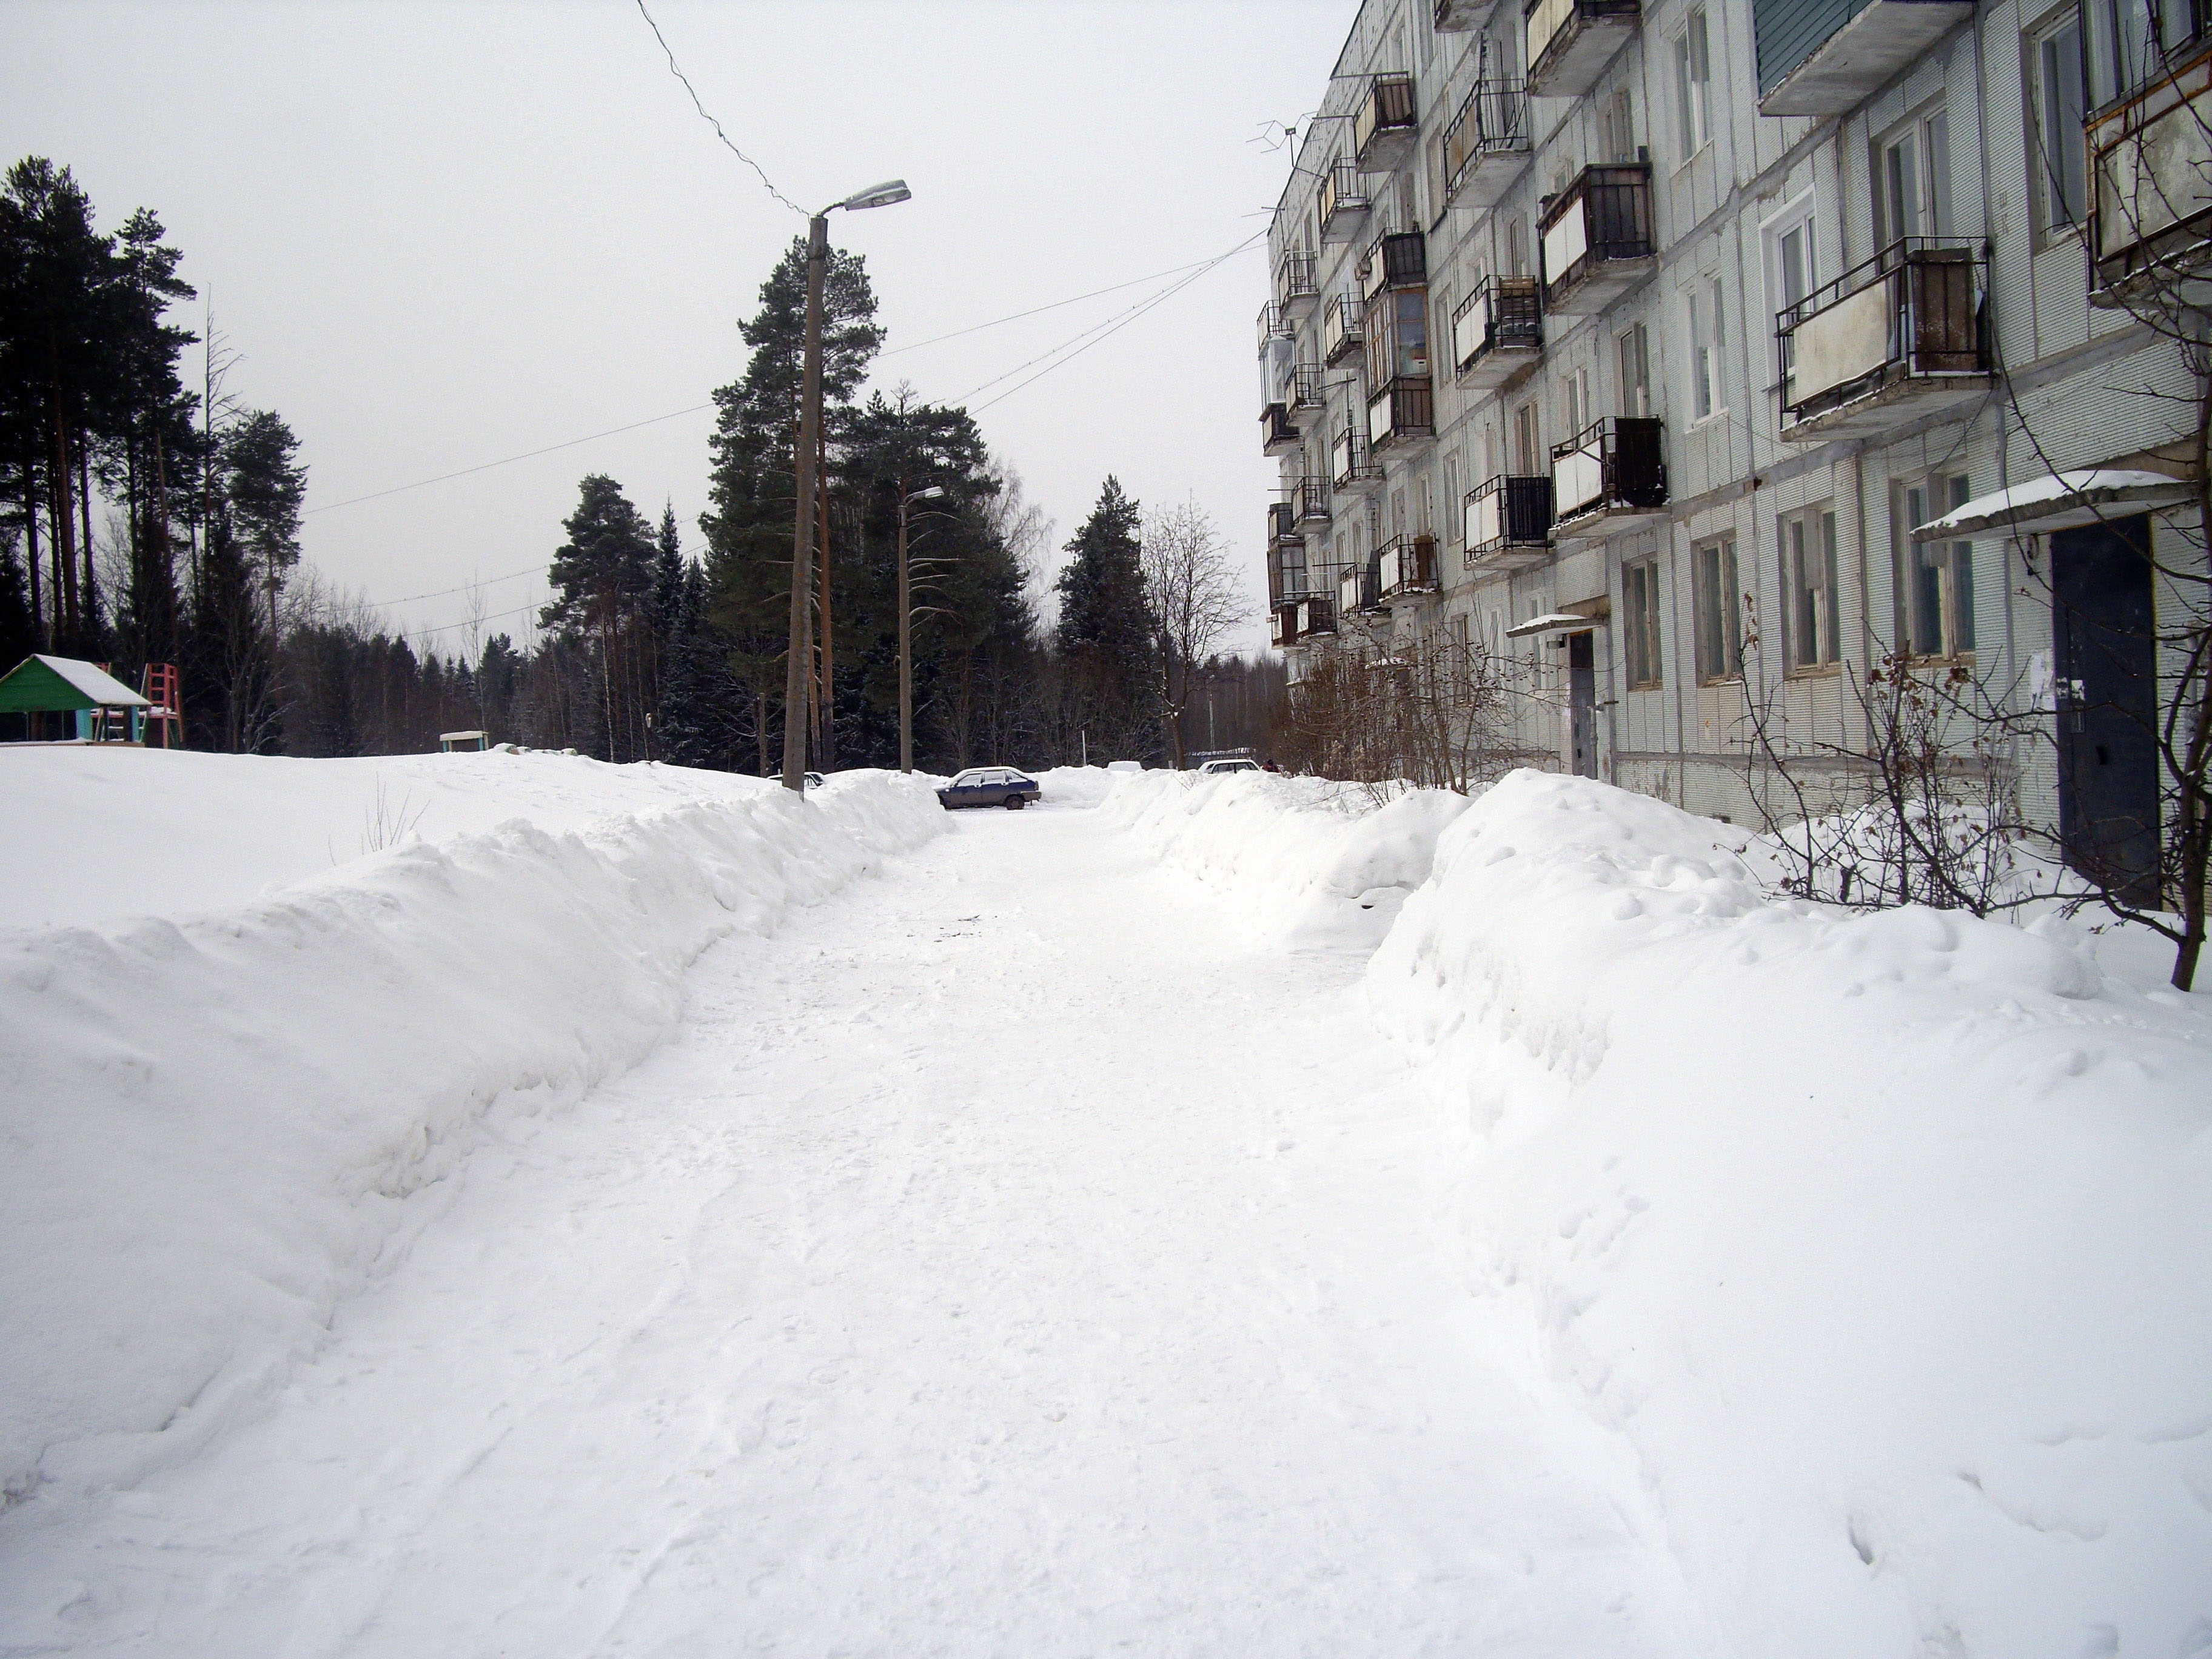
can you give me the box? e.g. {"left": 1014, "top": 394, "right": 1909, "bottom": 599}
{"left": 783, "top": 179, "right": 912, "bottom": 793}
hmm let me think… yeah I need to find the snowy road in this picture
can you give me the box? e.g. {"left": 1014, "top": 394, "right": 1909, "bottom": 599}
{"left": 2, "top": 802, "right": 1703, "bottom": 1657}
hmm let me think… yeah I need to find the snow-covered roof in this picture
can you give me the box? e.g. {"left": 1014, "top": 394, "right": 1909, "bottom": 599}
{"left": 29, "top": 655, "right": 150, "bottom": 706}
{"left": 1910, "top": 469, "right": 2194, "bottom": 540}
{"left": 1504, "top": 611, "right": 1602, "bottom": 638}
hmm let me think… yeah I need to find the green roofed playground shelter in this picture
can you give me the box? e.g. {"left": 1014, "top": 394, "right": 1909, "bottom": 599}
{"left": 0, "top": 655, "right": 153, "bottom": 743}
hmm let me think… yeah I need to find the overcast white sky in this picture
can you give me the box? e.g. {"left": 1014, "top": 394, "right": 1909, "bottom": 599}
{"left": 4, "top": 0, "right": 1350, "bottom": 656}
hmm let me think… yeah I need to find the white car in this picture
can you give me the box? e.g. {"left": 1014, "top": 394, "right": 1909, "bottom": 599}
{"left": 1196, "top": 757, "right": 1264, "bottom": 776}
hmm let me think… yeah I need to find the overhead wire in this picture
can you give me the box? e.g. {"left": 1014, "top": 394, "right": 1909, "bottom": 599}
{"left": 634, "top": 0, "right": 806, "bottom": 218}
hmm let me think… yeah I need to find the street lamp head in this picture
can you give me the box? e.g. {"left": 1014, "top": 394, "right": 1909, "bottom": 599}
{"left": 907, "top": 484, "right": 947, "bottom": 503}
{"left": 839, "top": 179, "right": 911, "bottom": 212}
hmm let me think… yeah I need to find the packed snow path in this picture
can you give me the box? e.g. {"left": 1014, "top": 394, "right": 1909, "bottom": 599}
{"left": 3, "top": 802, "right": 1706, "bottom": 1657}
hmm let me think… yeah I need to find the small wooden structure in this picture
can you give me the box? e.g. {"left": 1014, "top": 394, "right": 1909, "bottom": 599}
{"left": 439, "top": 729, "right": 490, "bottom": 752}
{"left": 0, "top": 655, "right": 154, "bottom": 744}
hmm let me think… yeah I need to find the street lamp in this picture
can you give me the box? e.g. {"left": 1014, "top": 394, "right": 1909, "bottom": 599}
{"left": 783, "top": 179, "right": 912, "bottom": 793}
{"left": 897, "top": 482, "right": 945, "bottom": 774}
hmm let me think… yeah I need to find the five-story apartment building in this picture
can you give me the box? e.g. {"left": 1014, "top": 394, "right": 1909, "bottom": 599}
{"left": 1262, "top": 0, "right": 2206, "bottom": 895}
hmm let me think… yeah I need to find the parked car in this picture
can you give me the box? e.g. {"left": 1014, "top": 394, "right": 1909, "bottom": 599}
{"left": 803, "top": 771, "right": 826, "bottom": 789}
{"left": 937, "top": 766, "right": 1042, "bottom": 810}
{"left": 1197, "top": 757, "right": 1263, "bottom": 776}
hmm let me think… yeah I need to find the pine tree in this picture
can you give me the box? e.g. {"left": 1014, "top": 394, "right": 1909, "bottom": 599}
{"left": 542, "top": 474, "right": 655, "bottom": 762}
{"left": 1054, "top": 477, "right": 1159, "bottom": 761}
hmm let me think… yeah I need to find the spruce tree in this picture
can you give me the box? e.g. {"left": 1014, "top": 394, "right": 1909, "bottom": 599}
{"left": 1054, "top": 477, "right": 1159, "bottom": 761}
{"left": 543, "top": 474, "right": 655, "bottom": 762}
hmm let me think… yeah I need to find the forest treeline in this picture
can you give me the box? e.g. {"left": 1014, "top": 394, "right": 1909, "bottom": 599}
{"left": 1, "top": 158, "right": 1282, "bottom": 769}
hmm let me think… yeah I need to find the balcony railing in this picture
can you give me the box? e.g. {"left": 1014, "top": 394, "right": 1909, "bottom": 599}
{"left": 1278, "top": 249, "right": 1320, "bottom": 316}
{"left": 2088, "top": 37, "right": 2212, "bottom": 305}
{"left": 1360, "top": 229, "right": 1429, "bottom": 301}
{"left": 1377, "top": 534, "right": 1440, "bottom": 600}
{"left": 1293, "top": 474, "right": 1333, "bottom": 526}
{"left": 1353, "top": 73, "right": 1418, "bottom": 170}
{"left": 1452, "top": 275, "right": 1544, "bottom": 388}
{"left": 1297, "top": 594, "right": 1338, "bottom": 638}
{"left": 1287, "top": 361, "right": 1324, "bottom": 411}
{"left": 1540, "top": 163, "right": 1655, "bottom": 314}
{"left": 1777, "top": 238, "right": 1992, "bottom": 440}
{"left": 1333, "top": 429, "right": 1384, "bottom": 492}
{"left": 1441, "top": 79, "right": 1532, "bottom": 213}
{"left": 1269, "top": 606, "right": 1292, "bottom": 648}
{"left": 1319, "top": 160, "right": 1372, "bottom": 245}
{"left": 1267, "top": 500, "right": 1301, "bottom": 547}
{"left": 1526, "top": 0, "right": 1642, "bottom": 98}
{"left": 1339, "top": 557, "right": 1386, "bottom": 617}
{"left": 1268, "top": 543, "right": 1315, "bottom": 603}
{"left": 1551, "top": 417, "right": 1666, "bottom": 529}
{"left": 1463, "top": 475, "right": 1555, "bottom": 571}
{"left": 1260, "top": 401, "right": 1302, "bottom": 457}
{"left": 1322, "top": 292, "right": 1366, "bottom": 365}
{"left": 1368, "top": 377, "right": 1436, "bottom": 451}
{"left": 1256, "top": 300, "right": 1292, "bottom": 357}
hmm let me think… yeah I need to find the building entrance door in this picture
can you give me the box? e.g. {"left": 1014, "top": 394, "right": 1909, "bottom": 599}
{"left": 1568, "top": 630, "right": 1598, "bottom": 779}
{"left": 2051, "top": 513, "right": 2159, "bottom": 905}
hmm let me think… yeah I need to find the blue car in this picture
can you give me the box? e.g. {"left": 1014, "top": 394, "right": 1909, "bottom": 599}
{"left": 937, "top": 766, "right": 1041, "bottom": 810}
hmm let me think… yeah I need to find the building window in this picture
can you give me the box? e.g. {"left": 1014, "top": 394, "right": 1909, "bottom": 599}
{"left": 1507, "top": 214, "right": 1530, "bottom": 275}
{"left": 1513, "top": 401, "right": 1540, "bottom": 473}
{"left": 1766, "top": 203, "right": 1817, "bottom": 388}
{"left": 1623, "top": 557, "right": 1663, "bottom": 688}
{"left": 1899, "top": 475, "right": 1976, "bottom": 656}
{"left": 1601, "top": 87, "right": 1637, "bottom": 163}
{"left": 1674, "top": 8, "right": 1712, "bottom": 157}
{"left": 1689, "top": 275, "right": 1724, "bottom": 421}
{"left": 1563, "top": 363, "right": 1591, "bottom": 437}
{"left": 1875, "top": 107, "right": 1956, "bottom": 244}
{"left": 1618, "top": 323, "right": 1652, "bottom": 417}
{"left": 2032, "top": 13, "right": 2090, "bottom": 231}
{"left": 1781, "top": 506, "right": 1841, "bottom": 669}
{"left": 1443, "top": 454, "right": 1460, "bottom": 541}
{"left": 1694, "top": 535, "right": 1743, "bottom": 682}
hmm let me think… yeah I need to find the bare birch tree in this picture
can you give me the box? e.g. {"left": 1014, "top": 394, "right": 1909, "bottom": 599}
{"left": 1140, "top": 500, "right": 1244, "bottom": 766}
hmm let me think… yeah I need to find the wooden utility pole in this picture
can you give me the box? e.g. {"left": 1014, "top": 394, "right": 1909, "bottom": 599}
{"left": 817, "top": 423, "right": 834, "bottom": 770}
{"left": 781, "top": 213, "right": 828, "bottom": 793}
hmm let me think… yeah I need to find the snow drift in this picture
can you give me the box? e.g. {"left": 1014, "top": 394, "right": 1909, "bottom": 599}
{"left": 1116, "top": 765, "right": 2212, "bottom": 1655}
{"left": 0, "top": 760, "right": 947, "bottom": 1501}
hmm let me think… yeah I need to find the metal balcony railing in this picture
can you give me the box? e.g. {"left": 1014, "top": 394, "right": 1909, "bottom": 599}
{"left": 1288, "top": 361, "right": 1324, "bottom": 411}
{"left": 1267, "top": 500, "right": 1301, "bottom": 547}
{"left": 1359, "top": 229, "right": 1429, "bottom": 301}
{"left": 1319, "top": 160, "right": 1372, "bottom": 244}
{"left": 1551, "top": 417, "right": 1666, "bottom": 526}
{"left": 1297, "top": 594, "right": 1338, "bottom": 638}
{"left": 1440, "top": 79, "right": 1531, "bottom": 211}
{"left": 1278, "top": 249, "right": 1320, "bottom": 315}
{"left": 1463, "top": 474, "right": 1555, "bottom": 566}
{"left": 1293, "top": 474, "right": 1332, "bottom": 526}
{"left": 2087, "top": 36, "right": 2212, "bottom": 303}
{"left": 1260, "top": 401, "right": 1302, "bottom": 456}
{"left": 1377, "top": 534, "right": 1440, "bottom": 599}
{"left": 1367, "top": 377, "right": 1435, "bottom": 451}
{"left": 1540, "top": 163, "right": 1655, "bottom": 313}
{"left": 1322, "top": 293, "right": 1366, "bottom": 365}
{"left": 1777, "top": 238, "right": 1989, "bottom": 434}
{"left": 1255, "top": 301, "right": 1292, "bottom": 357}
{"left": 1333, "top": 429, "right": 1384, "bottom": 492}
{"left": 1268, "top": 542, "right": 1315, "bottom": 603}
{"left": 1338, "top": 557, "right": 1385, "bottom": 617}
{"left": 1451, "top": 275, "right": 1543, "bottom": 384}
{"left": 1353, "top": 73, "right": 1418, "bottom": 169}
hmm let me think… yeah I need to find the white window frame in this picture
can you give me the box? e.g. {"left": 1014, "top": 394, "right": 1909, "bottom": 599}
{"left": 1688, "top": 273, "right": 1726, "bottom": 425}
{"left": 2028, "top": 6, "right": 2090, "bottom": 240}
{"left": 1674, "top": 7, "right": 1713, "bottom": 161}
{"left": 1761, "top": 189, "right": 1818, "bottom": 391}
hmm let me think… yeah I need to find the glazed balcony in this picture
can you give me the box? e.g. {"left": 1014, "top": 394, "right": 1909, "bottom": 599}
{"left": 1377, "top": 534, "right": 1441, "bottom": 601}
{"left": 1278, "top": 249, "right": 1321, "bottom": 320}
{"left": 1525, "top": 0, "right": 1641, "bottom": 99}
{"left": 1256, "top": 300, "right": 1292, "bottom": 357}
{"left": 1297, "top": 594, "right": 1338, "bottom": 638}
{"left": 1269, "top": 606, "right": 1292, "bottom": 648}
{"left": 1367, "top": 377, "right": 1436, "bottom": 453}
{"left": 1452, "top": 275, "right": 1544, "bottom": 389}
{"left": 1339, "top": 557, "right": 1386, "bottom": 618}
{"left": 1322, "top": 293, "right": 1367, "bottom": 365}
{"left": 1440, "top": 79, "right": 1532, "bottom": 213}
{"left": 1267, "top": 541, "right": 1316, "bottom": 605}
{"left": 1260, "top": 401, "right": 1303, "bottom": 457}
{"left": 1551, "top": 416, "right": 1666, "bottom": 532}
{"left": 1267, "top": 500, "right": 1302, "bottom": 548}
{"left": 1353, "top": 72, "right": 1419, "bottom": 170}
{"left": 1463, "top": 474, "right": 1555, "bottom": 570}
{"left": 1540, "top": 163, "right": 1655, "bottom": 315}
{"left": 1333, "top": 428, "right": 1385, "bottom": 494}
{"left": 1777, "top": 238, "right": 1992, "bottom": 441}
{"left": 1435, "top": 0, "right": 1486, "bottom": 27}
{"left": 1360, "top": 229, "right": 1429, "bottom": 301}
{"left": 2089, "top": 38, "right": 2212, "bottom": 309}
{"left": 1757, "top": 0, "right": 1976, "bottom": 116}
{"left": 1319, "top": 161, "right": 1372, "bottom": 245}
{"left": 1292, "top": 474, "right": 1333, "bottom": 527}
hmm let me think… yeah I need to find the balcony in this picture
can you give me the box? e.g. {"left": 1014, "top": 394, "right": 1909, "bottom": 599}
{"left": 1267, "top": 500, "right": 1302, "bottom": 548}
{"left": 1777, "top": 238, "right": 1992, "bottom": 441}
{"left": 1353, "top": 73, "right": 1418, "bottom": 170}
{"left": 1322, "top": 293, "right": 1367, "bottom": 365}
{"left": 1377, "top": 534, "right": 1441, "bottom": 600}
{"left": 1452, "top": 275, "right": 1544, "bottom": 389}
{"left": 1525, "top": 0, "right": 1641, "bottom": 99}
{"left": 1278, "top": 249, "right": 1320, "bottom": 320}
{"left": 1551, "top": 417, "right": 1666, "bottom": 532}
{"left": 1368, "top": 378, "right": 1436, "bottom": 452}
{"left": 1463, "top": 474, "right": 1555, "bottom": 570}
{"left": 2089, "top": 38, "right": 2212, "bottom": 309}
{"left": 1757, "top": 0, "right": 1976, "bottom": 116}
{"left": 1298, "top": 594, "right": 1338, "bottom": 638}
{"left": 1293, "top": 474, "right": 1333, "bottom": 526}
{"left": 1333, "top": 429, "right": 1385, "bottom": 494}
{"left": 1260, "top": 402, "right": 1302, "bottom": 457}
{"left": 1339, "top": 557, "right": 1386, "bottom": 618}
{"left": 1319, "top": 161, "right": 1372, "bottom": 245}
{"left": 1287, "top": 361, "right": 1324, "bottom": 413}
{"left": 1540, "top": 163, "right": 1655, "bottom": 315}
{"left": 1435, "top": 0, "right": 1486, "bottom": 26}
{"left": 1256, "top": 300, "right": 1292, "bottom": 357}
{"left": 1441, "top": 79, "right": 1531, "bottom": 213}
{"left": 1360, "top": 230, "right": 1428, "bottom": 301}
{"left": 1267, "top": 540, "right": 1315, "bottom": 605}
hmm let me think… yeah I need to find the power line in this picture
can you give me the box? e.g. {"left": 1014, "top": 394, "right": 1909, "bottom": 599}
{"left": 634, "top": 0, "right": 806, "bottom": 218}
{"left": 880, "top": 247, "right": 1256, "bottom": 358}
{"left": 368, "top": 562, "right": 547, "bottom": 608}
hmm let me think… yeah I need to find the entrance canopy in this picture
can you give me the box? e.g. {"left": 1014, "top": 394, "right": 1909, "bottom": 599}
{"left": 0, "top": 655, "right": 150, "bottom": 714}
{"left": 1505, "top": 611, "right": 1602, "bottom": 638}
{"left": 1909, "top": 469, "right": 2193, "bottom": 541}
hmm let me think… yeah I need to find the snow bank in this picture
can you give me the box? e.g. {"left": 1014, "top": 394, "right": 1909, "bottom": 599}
{"left": 1365, "top": 769, "right": 2212, "bottom": 1655}
{"left": 0, "top": 760, "right": 946, "bottom": 1500}
{"left": 1100, "top": 769, "right": 1471, "bottom": 948}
